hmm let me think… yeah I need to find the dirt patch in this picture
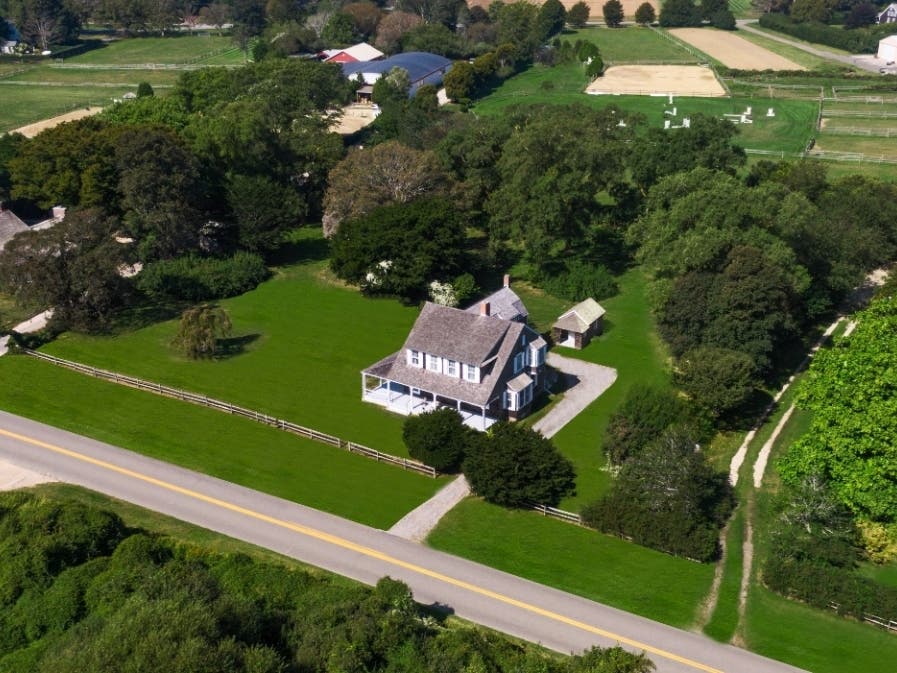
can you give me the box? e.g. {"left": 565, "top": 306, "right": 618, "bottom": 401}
{"left": 669, "top": 28, "right": 804, "bottom": 71}
{"left": 585, "top": 64, "right": 726, "bottom": 97}
{"left": 330, "top": 103, "right": 379, "bottom": 135}
{"left": 0, "top": 459, "right": 54, "bottom": 491}
{"left": 12, "top": 106, "right": 103, "bottom": 138}
{"left": 466, "top": 0, "right": 658, "bottom": 20}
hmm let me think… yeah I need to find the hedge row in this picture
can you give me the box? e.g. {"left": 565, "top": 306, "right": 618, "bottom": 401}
{"left": 765, "top": 555, "right": 897, "bottom": 622}
{"left": 757, "top": 14, "right": 896, "bottom": 54}
{"left": 136, "top": 252, "right": 270, "bottom": 302}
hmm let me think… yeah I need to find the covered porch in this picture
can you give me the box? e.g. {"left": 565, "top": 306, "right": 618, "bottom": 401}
{"left": 361, "top": 374, "right": 499, "bottom": 432}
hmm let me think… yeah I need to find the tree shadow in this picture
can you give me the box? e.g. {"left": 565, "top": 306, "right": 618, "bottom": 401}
{"left": 266, "top": 232, "right": 330, "bottom": 267}
{"left": 215, "top": 333, "right": 260, "bottom": 358}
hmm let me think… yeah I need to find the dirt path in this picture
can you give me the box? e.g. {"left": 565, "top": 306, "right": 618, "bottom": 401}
{"left": 694, "top": 516, "right": 730, "bottom": 631}
{"left": 11, "top": 107, "right": 103, "bottom": 138}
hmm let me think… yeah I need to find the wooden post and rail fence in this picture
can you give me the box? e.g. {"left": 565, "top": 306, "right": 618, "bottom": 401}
{"left": 21, "top": 349, "right": 437, "bottom": 478}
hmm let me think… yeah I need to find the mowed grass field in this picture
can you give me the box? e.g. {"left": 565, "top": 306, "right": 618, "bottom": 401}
{"left": 37, "top": 230, "right": 418, "bottom": 456}
{"left": 0, "top": 355, "right": 444, "bottom": 529}
{"left": 427, "top": 500, "right": 715, "bottom": 628}
{"left": 0, "top": 34, "right": 243, "bottom": 132}
{"left": 565, "top": 26, "right": 697, "bottom": 63}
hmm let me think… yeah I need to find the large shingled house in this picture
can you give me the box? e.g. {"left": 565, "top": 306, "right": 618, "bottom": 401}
{"left": 362, "top": 299, "right": 548, "bottom": 431}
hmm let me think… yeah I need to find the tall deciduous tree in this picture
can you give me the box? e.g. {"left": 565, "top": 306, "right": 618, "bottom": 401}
{"left": 602, "top": 0, "right": 624, "bottom": 27}
{"left": 374, "top": 10, "right": 423, "bottom": 53}
{"left": 322, "top": 141, "right": 447, "bottom": 237}
{"left": 567, "top": 1, "right": 590, "bottom": 27}
{"left": 634, "top": 2, "right": 656, "bottom": 24}
{"left": 535, "top": 0, "right": 566, "bottom": 41}
{"left": 226, "top": 174, "right": 304, "bottom": 253}
{"left": 676, "top": 346, "right": 757, "bottom": 418}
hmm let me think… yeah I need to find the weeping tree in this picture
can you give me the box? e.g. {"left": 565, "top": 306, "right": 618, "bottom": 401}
{"left": 172, "top": 304, "right": 232, "bottom": 359}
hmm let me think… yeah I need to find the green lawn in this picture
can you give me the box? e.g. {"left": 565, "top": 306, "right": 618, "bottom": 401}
{"left": 860, "top": 561, "right": 897, "bottom": 589}
{"left": 0, "top": 84, "right": 127, "bottom": 132}
{"left": 745, "top": 586, "right": 897, "bottom": 673}
{"left": 735, "top": 29, "right": 839, "bottom": 70}
{"left": 427, "top": 499, "right": 715, "bottom": 628}
{"left": 565, "top": 26, "right": 697, "bottom": 63}
{"left": 40, "top": 231, "right": 419, "bottom": 456}
{"left": 814, "top": 134, "right": 897, "bottom": 159}
{"left": 6, "top": 66, "right": 179, "bottom": 86}
{"left": 66, "top": 35, "right": 238, "bottom": 65}
{"left": 0, "top": 355, "right": 443, "bottom": 529}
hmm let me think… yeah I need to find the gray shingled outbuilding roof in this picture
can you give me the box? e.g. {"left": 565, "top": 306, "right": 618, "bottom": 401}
{"left": 553, "top": 298, "right": 606, "bottom": 333}
{"left": 0, "top": 208, "right": 28, "bottom": 252}
{"left": 465, "top": 286, "right": 528, "bottom": 322}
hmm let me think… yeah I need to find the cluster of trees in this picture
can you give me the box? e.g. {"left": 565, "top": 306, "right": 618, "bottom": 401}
{"left": 0, "top": 0, "right": 80, "bottom": 50}
{"left": 660, "top": 0, "right": 735, "bottom": 30}
{"left": 403, "top": 410, "right": 576, "bottom": 507}
{"left": 583, "top": 385, "right": 732, "bottom": 562}
{"left": 758, "top": 11, "right": 896, "bottom": 52}
{"left": 0, "top": 491, "right": 655, "bottom": 672}
{"left": 0, "top": 58, "right": 352, "bottom": 331}
{"left": 628, "top": 160, "right": 897, "bottom": 419}
{"left": 764, "top": 475, "right": 897, "bottom": 623}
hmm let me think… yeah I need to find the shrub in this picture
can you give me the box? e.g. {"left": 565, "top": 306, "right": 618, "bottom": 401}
{"left": 403, "top": 409, "right": 471, "bottom": 472}
{"left": 539, "top": 261, "right": 618, "bottom": 303}
{"left": 634, "top": 2, "right": 655, "bottom": 24}
{"left": 136, "top": 252, "right": 270, "bottom": 302}
{"left": 463, "top": 423, "right": 576, "bottom": 507}
{"left": 659, "top": 0, "right": 701, "bottom": 27}
{"left": 710, "top": 9, "right": 736, "bottom": 30}
{"left": 567, "top": 1, "right": 590, "bottom": 27}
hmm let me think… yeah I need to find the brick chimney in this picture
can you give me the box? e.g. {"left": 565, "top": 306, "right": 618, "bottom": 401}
{"left": 480, "top": 301, "right": 490, "bottom": 317}
{"left": 503, "top": 274, "right": 510, "bottom": 288}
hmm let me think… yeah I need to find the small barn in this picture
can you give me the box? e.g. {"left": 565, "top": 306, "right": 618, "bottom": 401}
{"left": 320, "top": 42, "right": 384, "bottom": 64}
{"left": 0, "top": 206, "right": 28, "bottom": 252}
{"left": 879, "top": 35, "right": 897, "bottom": 62}
{"left": 552, "top": 298, "right": 606, "bottom": 350}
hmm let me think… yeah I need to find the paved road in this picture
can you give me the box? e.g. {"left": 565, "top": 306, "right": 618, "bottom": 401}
{"left": 737, "top": 20, "right": 885, "bottom": 73}
{"left": 0, "top": 410, "right": 808, "bottom": 673}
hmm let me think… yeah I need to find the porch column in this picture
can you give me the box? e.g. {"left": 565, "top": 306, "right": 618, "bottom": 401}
{"left": 361, "top": 372, "right": 366, "bottom": 400}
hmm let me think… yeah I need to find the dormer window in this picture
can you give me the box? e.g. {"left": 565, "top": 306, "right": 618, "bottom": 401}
{"left": 428, "top": 354, "right": 441, "bottom": 372}
{"left": 464, "top": 364, "right": 479, "bottom": 382}
{"left": 409, "top": 350, "right": 421, "bottom": 367}
{"left": 446, "top": 360, "right": 458, "bottom": 376}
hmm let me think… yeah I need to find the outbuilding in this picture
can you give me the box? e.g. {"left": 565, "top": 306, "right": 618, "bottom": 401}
{"left": 878, "top": 35, "right": 897, "bottom": 62}
{"left": 552, "top": 298, "right": 606, "bottom": 350}
{"left": 341, "top": 52, "right": 452, "bottom": 96}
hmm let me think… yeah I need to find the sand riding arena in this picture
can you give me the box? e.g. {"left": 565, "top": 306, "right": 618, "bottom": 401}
{"left": 585, "top": 65, "right": 727, "bottom": 97}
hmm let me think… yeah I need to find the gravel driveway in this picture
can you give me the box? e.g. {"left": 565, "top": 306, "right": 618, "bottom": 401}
{"left": 533, "top": 353, "right": 617, "bottom": 439}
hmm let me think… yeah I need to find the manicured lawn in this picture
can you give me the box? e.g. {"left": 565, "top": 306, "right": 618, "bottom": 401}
{"left": 0, "top": 355, "right": 443, "bottom": 529}
{"left": 427, "top": 499, "right": 715, "bottom": 628}
{"left": 67, "top": 35, "right": 238, "bottom": 65}
{"left": 815, "top": 134, "right": 897, "bottom": 159}
{"left": 41, "top": 231, "right": 418, "bottom": 455}
{"left": 565, "top": 26, "right": 697, "bottom": 63}
{"left": 0, "top": 84, "right": 128, "bottom": 132}
{"left": 744, "top": 586, "right": 897, "bottom": 673}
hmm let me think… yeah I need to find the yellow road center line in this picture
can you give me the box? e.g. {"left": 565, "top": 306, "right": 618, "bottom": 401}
{"left": 0, "top": 425, "right": 723, "bottom": 673}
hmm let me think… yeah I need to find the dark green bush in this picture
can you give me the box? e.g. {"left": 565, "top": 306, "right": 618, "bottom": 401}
{"left": 539, "top": 261, "right": 618, "bottom": 303}
{"left": 136, "top": 252, "right": 269, "bottom": 302}
{"left": 403, "top": 408, "right": 471, "bottom": 472}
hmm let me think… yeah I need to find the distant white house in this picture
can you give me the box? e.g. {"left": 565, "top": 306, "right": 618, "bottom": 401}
{"left": 879, "top": 3, "right": 897, "bottom": 23}
{"left": 878, "top": 35, "right": 897, "bottom": 62}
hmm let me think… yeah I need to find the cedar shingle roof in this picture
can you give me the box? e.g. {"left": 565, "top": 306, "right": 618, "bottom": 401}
{"left": 464, "top": 286, "right": 528, "bottom": 322}
{"left": 554, "top": 298, "right": 606, "bottom": 333}
{"left": 364, "top": 302, "right": 540, "bottom": 407}
{"left": 404, "top": 302, "right": 510, "bottom": 365}
{"left": 0, "top": 209, "right": 28, "bottom": 251}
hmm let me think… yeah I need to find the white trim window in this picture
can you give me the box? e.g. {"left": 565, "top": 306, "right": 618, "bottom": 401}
{"left": 521, "top": 384, "right": 533, "bottom": 407}
{"left": 428, "top": 354, "right": 441, "bottom": 372}
{"left": 446, "top": 359, "right": 458, "bottom": 377}
{"left": 464, "top": 364, "right": 479, "bottom": 382}
{"left": 513, "top": 351, "right": 525, "bottom": 374}
{"left": 503, "top": 390, "right": 514, "bottom": 410}
{"left": 409, "top": 349, "right": 421, "bottom": 367}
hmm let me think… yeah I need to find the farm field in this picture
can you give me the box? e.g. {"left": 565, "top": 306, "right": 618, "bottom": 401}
{"left": 427, "top": 499, "right": 714, "bottom": 628}
{"left": 466, "top": 0, "right": 659, "bottom": 20}
{"left": 0, "top": 355, "right": 444, "bottom": 529}
{"left": 63, "top": 34, "right": 240, "bottom": 65}
{"left": 566, "top": 26, "right": 696, "bottom": 63}
{"left": 734, "top": 28, "right": 838, "bottom": 70}
{"left": 669, "top": 28, "right": 804, "bottom": 71}
{"left": 36, "top": 229, "right": 419, "bottom": 456}
{"left": 586, "top": 64, "right": 727, "bottom": 96}
{"left": 0, "top": 34, "right": 243, "bottom": 132}
{"left": 0, "top": 84, "right": 128, "bottom": 132}
{"left": 813, "top": 133, "right": 897, "bottom": 160}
